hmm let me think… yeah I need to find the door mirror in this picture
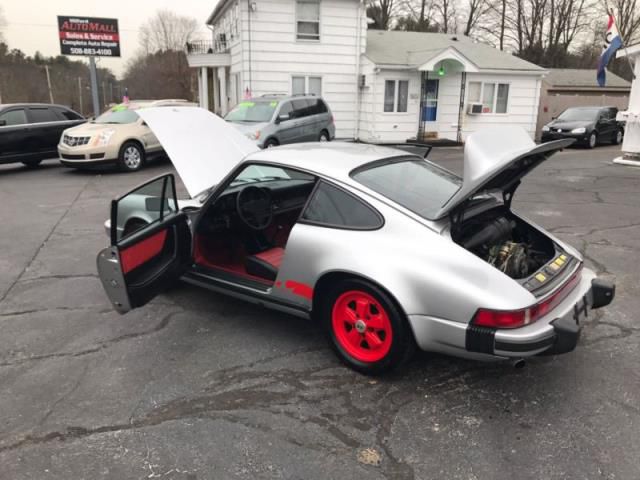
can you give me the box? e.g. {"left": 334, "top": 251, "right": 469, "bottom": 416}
{"left": 111, "top": 174, "right": 178, "bottom": 244}
{"left": 0, "top": 119, "right": 6, "bottom": 127}
{"left": 276, "top": 113, "right": 290, "bottom": 124}
{"left": 551, "top": 116, "right": 557, "bottom": 120}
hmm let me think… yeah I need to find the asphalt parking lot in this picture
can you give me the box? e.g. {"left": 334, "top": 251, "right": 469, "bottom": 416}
{"left": 1, "top": 144, "right": 639, "bottom": 480}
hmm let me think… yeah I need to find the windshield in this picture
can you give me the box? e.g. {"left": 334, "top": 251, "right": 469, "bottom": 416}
{"left": 225, "top": 101, "right": 277, "bottom": 123}
{"left": 94, "top": 108, "right": 140, "bottom": 124}
{"left": 352, "top": 158, "right": 462, "bottom": 220}
{"left": 557, "top": 107, "right": 600, "bottom": 122}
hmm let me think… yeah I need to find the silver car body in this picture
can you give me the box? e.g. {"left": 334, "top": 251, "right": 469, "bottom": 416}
{"left": 97, "top": 107, "right": 611, "bottom": 363}
{"left": 225, "top": 94, "right": 336, "bottom": 148}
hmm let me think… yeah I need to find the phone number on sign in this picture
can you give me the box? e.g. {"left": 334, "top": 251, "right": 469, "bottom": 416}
{"left": 69, "top": 48, "right": 114, "bottom": 56}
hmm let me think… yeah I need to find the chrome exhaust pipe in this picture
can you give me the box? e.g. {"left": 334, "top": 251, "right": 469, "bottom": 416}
{"left": 511, "top": 358, "right": 526, "bottom": 369}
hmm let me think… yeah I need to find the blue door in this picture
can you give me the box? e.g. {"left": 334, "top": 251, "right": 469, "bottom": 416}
{"left": 422, "top": 79, "right": 439, "bottom": 122}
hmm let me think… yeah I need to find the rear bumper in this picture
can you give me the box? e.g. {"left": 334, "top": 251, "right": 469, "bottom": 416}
{"left": 408, "top": 270, "right": 615, "bottom": 360}
{"left": 469, "top": 277, "right": 615, "bottom": 357}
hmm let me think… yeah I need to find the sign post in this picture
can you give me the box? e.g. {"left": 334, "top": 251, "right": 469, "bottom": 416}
{"left": 57, "top": 16, "right": 120, "bottom": 116}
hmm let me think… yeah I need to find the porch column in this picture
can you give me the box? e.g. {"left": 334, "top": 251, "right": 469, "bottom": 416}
{"left": 200, "top": 67, "right": 209, "bottom": 110}
{"left": 218, "top": 67, "right": 228, "bottom": 116}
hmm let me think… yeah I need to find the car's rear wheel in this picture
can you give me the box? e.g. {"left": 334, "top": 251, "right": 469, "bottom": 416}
{"left": 322, "top": 278, "right": 415, "bottom": 375}
{"left": 22, "top": 159, "right": 43, "bottom": 168}
{"left": 318, "top": 130, "right": 330, "bottom": 142}
{"left": 118, "top": 141, "right": 145, "bottom": 172}
{"left": 587, "top": 132, "right": 597, "bottom": 149}
{"left": 613, "top": 129, "right": 623, "bottom": 145}
{"left": 264, "top": 138, "right": 279, "bottom": 148}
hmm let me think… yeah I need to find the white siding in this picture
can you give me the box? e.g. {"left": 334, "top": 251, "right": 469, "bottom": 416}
{"left": 359, "top": 70, "right": 542, "bottom": 143}
{"left": 234, "top": 0, "right": 362, "bottom": 137}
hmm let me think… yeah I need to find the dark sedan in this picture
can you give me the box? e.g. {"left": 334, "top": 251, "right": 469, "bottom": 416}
{"left": 541, "top": 106, "right": 624, "bottom": 148}
{"left": 0, "top": 103, "right": 85, "bottom": 167}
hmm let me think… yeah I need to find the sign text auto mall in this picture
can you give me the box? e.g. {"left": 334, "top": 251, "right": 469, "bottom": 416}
{"left": 57, "top": 16, "right": 121, "bottom": 57}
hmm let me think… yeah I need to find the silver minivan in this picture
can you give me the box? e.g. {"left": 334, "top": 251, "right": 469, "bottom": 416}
{"left": 224, "top": 94, "right": 336, "bottom": 148}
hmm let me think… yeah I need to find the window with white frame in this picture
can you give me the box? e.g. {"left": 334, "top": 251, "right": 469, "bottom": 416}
{"left": 296, "top": 0, "right": 320, "bottom": 41}
{"left": 292, "top": 75, "right": 322, "bottom": 96}
{"left": 467, "top": 81, "right": 509, "bottom": 113}
{"left": 383, "top": 80, "right": 409, "bottom": 113}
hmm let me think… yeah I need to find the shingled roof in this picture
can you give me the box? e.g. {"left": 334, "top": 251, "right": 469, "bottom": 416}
{"left": 365, "top": 30, "right": 545, "bottom": 72}
{"left": 544, "top": 68, "right": 631, "bottom": 90}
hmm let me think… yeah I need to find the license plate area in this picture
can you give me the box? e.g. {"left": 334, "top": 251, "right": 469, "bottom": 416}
{"left": 572, "top": 295, "right": 589, "bottom": 325}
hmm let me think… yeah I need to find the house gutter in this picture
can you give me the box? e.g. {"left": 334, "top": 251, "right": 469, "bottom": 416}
{"left": 353, "top": 0, "right": 364, "bottom": 140}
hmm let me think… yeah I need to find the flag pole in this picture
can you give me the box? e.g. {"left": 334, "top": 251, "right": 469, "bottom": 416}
{"left": 610, "top": 8, "right": 636, "bottom": 80}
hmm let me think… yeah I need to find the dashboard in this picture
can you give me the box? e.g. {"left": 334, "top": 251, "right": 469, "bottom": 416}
{"left": 198, "top": 179, "right": 316, "bottom": 233}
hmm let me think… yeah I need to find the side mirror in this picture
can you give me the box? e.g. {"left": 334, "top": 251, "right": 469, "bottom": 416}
{"left": 551, "top": 116, "right": 557, "bottom": 120}
{"left": 0, "top": 119, "right": 6, "bottom": 127}
{"left": 276, "top": 113, "right": 290, "bottom": 124}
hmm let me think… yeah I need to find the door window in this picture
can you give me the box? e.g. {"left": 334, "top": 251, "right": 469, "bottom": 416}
{"left": 0, "top": 109, "right": 28, "bottom": 126}
{"left": 54, "top": 107, "right": 83, "bottom": 121}
{"left": 292, "top": 99, "right": 311, "bottom": 118}
{"left": 302, "top": 181, "right": 383, "bottom": 229}
{"left": 113, "top": 175, "right": 178, "bottom": 242}
{"left": 28, "top": 108, "right": 59, "bottom": 123}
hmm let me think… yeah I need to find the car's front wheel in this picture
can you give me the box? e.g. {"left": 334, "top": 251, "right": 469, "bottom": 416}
{"left": 322, "top": 278, "right": 415, "bottom": 375}
{"left": 118, "top": 141, "right": 145, "bottom": 172}
{"left": 587, "top": 132, "right": 597, "bottom": 149}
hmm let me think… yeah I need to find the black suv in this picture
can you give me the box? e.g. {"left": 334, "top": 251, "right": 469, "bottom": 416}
{"left": 541, "top": 106, "right": 624, "bottom": 148}
{"left": 0, "top": 103, "right": 85, "bottom": 167}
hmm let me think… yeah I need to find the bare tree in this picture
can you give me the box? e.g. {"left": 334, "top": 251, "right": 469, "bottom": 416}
{"left": 366, "top": 0, "right": 397, "bottom": 29}
{"left": 608, "top": 0, "right": 640, "bottom": 45}
{"left": 462, "top": 0, "right": 491, "bottom": 35}
{"left": 433, "top": 0, "right": 458, "bottom": 33}
{"left": 395, "top": 0, "right": 438, "bottom": 31}
{"left": 139, "top": 9, "right": 199, "bottom": 53}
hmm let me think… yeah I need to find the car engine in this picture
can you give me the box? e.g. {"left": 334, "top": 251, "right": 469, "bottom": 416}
{"left": 458, "top": 213, "right": 553, "bottom": 279}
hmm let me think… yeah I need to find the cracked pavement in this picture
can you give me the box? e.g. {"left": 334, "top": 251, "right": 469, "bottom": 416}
{"left": 0, "top": 145, "right": 638, "bottom": 479}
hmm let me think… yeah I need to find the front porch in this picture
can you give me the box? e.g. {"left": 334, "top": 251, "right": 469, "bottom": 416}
{"left": 186, "top": 40, "right": 235, "bottom": 116}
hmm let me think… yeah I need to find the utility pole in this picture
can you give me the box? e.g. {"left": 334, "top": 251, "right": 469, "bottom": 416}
{"left": 89, "top": 56, "right": 100, "bottom": 116}
{"left": 102, "top": 81, "right": 107, "bottom": 108}
{"left": 45, "top": 65, "right": 54, "bottom": 103}
{"left": 110, "top": 83, "right": 114, "bottom": 104}
{"left": 78, "top": 77, "right": 83, "bottom": 115}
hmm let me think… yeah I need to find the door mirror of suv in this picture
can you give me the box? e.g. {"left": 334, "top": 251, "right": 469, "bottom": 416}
{"left": 0, "top": 119, "right": 6, "bottom": 126}
{"left": 276, "top": 113, "right": 290, "bottom": 124}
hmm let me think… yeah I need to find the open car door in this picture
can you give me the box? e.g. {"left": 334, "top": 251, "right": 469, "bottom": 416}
{"left": 97, "top": 174, "right": 191, "bottom": 314}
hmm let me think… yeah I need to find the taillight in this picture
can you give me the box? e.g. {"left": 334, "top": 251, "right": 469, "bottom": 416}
{"left": 472, "top": 267, "right": 582, "bottom": 329}
{"left": 330, "top": 115, "right": 334, "bottom": 124}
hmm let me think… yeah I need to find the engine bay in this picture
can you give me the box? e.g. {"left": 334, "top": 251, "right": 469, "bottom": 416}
{"left": 455, "top": 207, "right": 556, "bottom": 279}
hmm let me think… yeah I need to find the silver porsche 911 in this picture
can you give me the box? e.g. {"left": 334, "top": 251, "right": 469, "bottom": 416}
{"left": 97, "top": 107, "right": 615, "bottom": 374}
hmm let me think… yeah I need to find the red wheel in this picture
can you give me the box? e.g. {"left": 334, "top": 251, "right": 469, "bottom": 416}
{"left": 332, "top": 290, "right": 393, "bottom": 362}
{"left": 321, "top": 278, "right": 415, "bottom": 375}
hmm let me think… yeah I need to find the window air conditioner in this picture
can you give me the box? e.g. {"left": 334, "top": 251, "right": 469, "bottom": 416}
{"left": 467, "top": 103, "right": 483, "bottom": 115}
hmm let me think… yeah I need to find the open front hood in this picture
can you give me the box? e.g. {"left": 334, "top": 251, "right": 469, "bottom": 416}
{"left": 138, "top": 107, "right": 259, "bottom": 198}
{"left": 433, "top": 127, "right": 573, "bottom": 219}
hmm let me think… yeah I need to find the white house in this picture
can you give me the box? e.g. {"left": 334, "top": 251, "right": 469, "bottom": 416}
{"left": 187, "top": 0, "right": 545, "bottom": 143}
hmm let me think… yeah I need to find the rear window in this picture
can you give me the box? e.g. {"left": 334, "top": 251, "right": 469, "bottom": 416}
{"left": 351, "top": 158, "right": 461, "bottom": 220}
{"left": 54, "top": 107, "right": 83, "bottom": 121}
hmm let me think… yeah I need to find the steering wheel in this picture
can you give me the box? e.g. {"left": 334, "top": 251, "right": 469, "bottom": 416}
{"left": 236, "top": 185, "right": 274, "bottom": 230}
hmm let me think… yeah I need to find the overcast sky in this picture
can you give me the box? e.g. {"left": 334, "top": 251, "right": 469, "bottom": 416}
{"left": 2, "top": 0, "right": 218, "bottom": 76}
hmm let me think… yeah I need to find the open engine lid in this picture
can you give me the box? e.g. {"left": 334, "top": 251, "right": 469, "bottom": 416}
{"left": 433, "top": 127, "right": 574, "bottom": 220}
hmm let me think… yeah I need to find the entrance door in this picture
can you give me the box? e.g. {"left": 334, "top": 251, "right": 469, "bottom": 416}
{"left": 423, "top": 79, "right": 439, "bottom": 122}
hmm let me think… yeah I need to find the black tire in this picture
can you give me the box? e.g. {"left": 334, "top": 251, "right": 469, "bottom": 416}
{"left": 318, "top": 130, "right": 330, "bottom": 142}
{"left": 263, "top": 138, "right": 279, "bottom": 148}
{"left": 613, "top": 129, "right": 623, "bottom": 145}
{"left": 321, "top": 278, "right": 415, "bottom": 375}
{"left": 587, "top": 132, "right": 597, "bottom": 149}
{"left": 118, "top": 141, "right": 145, "bottom": 172}
{"left": 22, "top": 159, "right": 43, "bottom": 168}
